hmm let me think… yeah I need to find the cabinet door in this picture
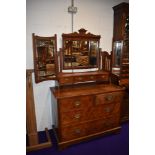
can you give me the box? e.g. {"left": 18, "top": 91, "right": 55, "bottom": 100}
{"left": 32, "top": 34, "right": 58, "bottom": 83}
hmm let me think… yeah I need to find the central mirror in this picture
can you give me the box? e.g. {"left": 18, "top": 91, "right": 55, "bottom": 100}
{"left": 62, "top": 29, "right": 100, "bottom": 70}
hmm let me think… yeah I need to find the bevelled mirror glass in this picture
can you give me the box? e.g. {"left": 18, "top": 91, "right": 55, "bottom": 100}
{"left": 63, "top": 40, "right": 99, "bottom": 69}
{"left": 61, "top": 28, "right": 101, "bottom": 71}
{"left": 33, "top": 34, "right": 57, "bottom": 83}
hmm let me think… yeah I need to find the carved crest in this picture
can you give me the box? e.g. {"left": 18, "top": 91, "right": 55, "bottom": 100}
{"left": 62, "top": 28, "right": 101, "bottom": 39}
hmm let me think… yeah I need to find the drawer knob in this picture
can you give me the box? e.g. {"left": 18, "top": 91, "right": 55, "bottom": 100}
{"left": 75, "top": 129, "right": 81, "bottom": 134}
{"left": 65, "top": 78, "right": 69, "bottom": 81}
{"left": 106, "top": 95, "right": 113, "bottom": 101}
{"left": 90, "top": 76, "right": 94, "bottom": 79}
{"left": 105, "top": 107, "right": 111, "bottom": 113}
{"left": 78, "top": 77, "right": 82, "bottom": 80}
{"left": 74, "top": 101, "right": 80, "bottom": 106}
{"left": 74, "top": 114, "right": 80, "bottom": 119}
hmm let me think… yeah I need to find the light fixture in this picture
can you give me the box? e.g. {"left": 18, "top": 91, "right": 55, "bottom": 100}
{"left": 68, "top": 0, "right": 77, "bottom": 14}
{"left": 68, "top": 0, "right": 78, "bottom": 32}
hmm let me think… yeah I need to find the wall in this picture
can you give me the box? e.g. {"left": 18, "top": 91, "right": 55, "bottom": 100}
{"left": 26, "top": 0, "right": 129, "bottom": 131}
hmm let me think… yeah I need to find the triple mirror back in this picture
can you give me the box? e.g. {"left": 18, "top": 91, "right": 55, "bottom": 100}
{"left": 32, "top": 29, "right": 101, "bottom": 83}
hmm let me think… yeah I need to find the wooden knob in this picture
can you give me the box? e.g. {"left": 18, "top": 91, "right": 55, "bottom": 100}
{"left": 74, "top": 101, "right": 80, "bottom": 106}
{"left": 74, "top": 114, "right": 80, "bottom": 119}
{"left": 75, "top": 129, "right": 81, "bottom": 134}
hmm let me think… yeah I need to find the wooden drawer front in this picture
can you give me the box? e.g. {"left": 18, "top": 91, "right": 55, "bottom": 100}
{"left": 87, "top": 115, "right": 120, "bottom": 134}
{"left": 60, "top": 109, "right": 93, "bottom": 125}
{"left": 59, "top": 96, "right": 93, "bottom": 112}
{"left": 95, "top": 92, "right": 123, "bottom": 105}
{"left": 88, "top": 75, "right": 96, "bottom": 81}
{"left": 60, "top": 124, "right": 86, "bottom": 141}
{"left": 59, "top": 77, "right": 73, "bottom": 85}
{"left": 74, "top": 76, "right": 88, "bottom": 83}
{"left": 92, "top": 102, "right": 120, "bottom": 119}
{"left": 96, "top": 74, "right": 109, "bottom": 81}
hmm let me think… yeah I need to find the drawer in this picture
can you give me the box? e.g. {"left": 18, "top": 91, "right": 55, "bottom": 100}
{"left": 88, "top": 75, "right": 96, "bottom": 81}
{"left": 74, "top": 76, "right": 88, "bottom": 83}
{"left": 60, "top": 108, "right": 93, "bottom": 125}
{"left": 59, "top": 96, "right": 93, "bottom": 112}
{"left": 92, "top": 102, "right": 120, "bottom": 119}
{"left": 59, "top": 77, "right": 73, "bottom": 85}
{"left": 60, "top": 124, "right": 86, "bottom": 141}
{"left": 86, "top": 115, "right": 120, "bottom": 135}
{"left": 96, "top": 74, "right": 109, "bottom": 81}
{"left": 95, "top": 92, "right": 124, "bottom": 105}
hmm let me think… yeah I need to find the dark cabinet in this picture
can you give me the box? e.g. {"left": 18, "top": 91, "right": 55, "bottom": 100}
{"left": 113, "top": 2, "right": 129, "bottom": 41}
{"left": 111, "top": 2, "right": 129, "bottom": 122}
{"left": 112, "top": 2, "right": 129, "bottom": 71}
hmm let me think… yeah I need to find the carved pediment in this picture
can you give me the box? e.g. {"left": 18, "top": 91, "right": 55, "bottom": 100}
{"left": 62, "top": 28, "right": 101, "bottom": 39}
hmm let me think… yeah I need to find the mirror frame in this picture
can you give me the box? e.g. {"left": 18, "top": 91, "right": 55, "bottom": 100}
{"left": 32, "top": 33, "right": 58, "bottom": 83}
{"left": 61, "top": 28, "right": 101, "bottom": 71}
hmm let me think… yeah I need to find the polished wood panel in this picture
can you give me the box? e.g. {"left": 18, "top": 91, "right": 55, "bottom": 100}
{"left": 51, "top": 83, "right": 125, "bottom": 149}
{"left": 113, "top": 3, "right": 129, "bottom": 41}
{"left": 26, "top": 69, "right": 39, "bottom": 146}
{"left": 26, "top": 70, "right": 52, "bottom": 152}
{"left": 58, "top": 71, "right": 110, "bottom": 86}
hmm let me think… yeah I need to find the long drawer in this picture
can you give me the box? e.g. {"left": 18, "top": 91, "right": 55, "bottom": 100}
{"left": 60, "top": 114, "right": 120, "bottom": 141}
{"left": 59, "top": 102, "right": 120, "bottom": 125}
{"left": 58, "top": 74, "right": 109, "bottom": 85}
{"left": 59, "top": 93, "right": 122, "bottom": 125}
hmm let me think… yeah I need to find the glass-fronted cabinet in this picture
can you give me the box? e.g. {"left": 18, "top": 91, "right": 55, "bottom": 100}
{"left": 111, "top": 2, "right": 129, "bottom": 123}
{"left": 32, "top": 34, "right": 57, "bottom": 83}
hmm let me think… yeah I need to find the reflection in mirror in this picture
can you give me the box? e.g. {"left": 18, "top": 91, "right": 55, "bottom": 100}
{"left": 63, "top": 40, "right": 99, "bottom": 69}
{"left": 64, "top": 40, "right": 73, "bottom": 67}
{"left": 113, "top": 41, "right": 123, "bottom": 67}
{"left": 36, "top": 40, "right": 55, "bottom": 77}
{"left": 61, "top": 28, "right": 101, "bottom": 71}
{"left": 89, "top": 41, "right": 98, "bottom": 67}
{"left": 33, "top": 33, "right": 57, "bottom": 83}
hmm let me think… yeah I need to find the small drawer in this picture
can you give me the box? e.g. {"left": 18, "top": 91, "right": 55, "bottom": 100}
{"left": 92, "top": 102, "right": 120, "bottom": 119}
{"left": 96, "top": 74, "right": 109, "bottom": 81}
{"left": 88, "top": 75, "right": 96, "bottom": 81}
{"left": 60, "top": 110, "right": 83, "bottom": 125}
{"left": 95, "top": 92, "right": 124, "bottom": 105}
{"left": 60, "top": 108, "right": 94, "bottom": 125}
{"left": 86, "top": 115, "right": 120, "bottom": 134}
{"left": 59, "top": 96, "right": 93, "bottom": 112}
{"left": 60, "top": 124, "right": 86, "bottom": 141}
{"left": 59, "top": 77, "right": 73, "bottom": 85}
{"left": 74, "top": 76, "right": 87, "bottom": 83}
